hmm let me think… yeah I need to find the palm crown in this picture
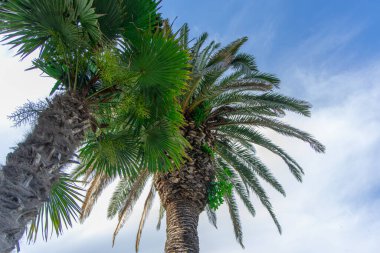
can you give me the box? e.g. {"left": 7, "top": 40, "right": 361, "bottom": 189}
{"left": 179, "top": 31, "right": 325, "bottom": 245}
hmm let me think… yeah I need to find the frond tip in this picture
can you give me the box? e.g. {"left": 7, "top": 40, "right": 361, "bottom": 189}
{"left": 8, "top": 99, "right": 48, "bottom": 127}
{"left": 135, "top": 185, "right": 156, "bottom": 252}
{"left": 111, "top": 171, "right": 150, "bottom": 246}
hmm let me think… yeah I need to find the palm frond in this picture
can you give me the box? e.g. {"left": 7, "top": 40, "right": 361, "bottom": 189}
{"left": 225, "top": 193, "right": 244, "bottom": 248}
{"left": 135, "top": 184, "right": 156, "bottom": 252}
{"left": 178, "top": 23, "right": 190, "bottom": 49}
{"left": 194, "top": 40, "right": 221, "bottom": 73}
{"left": 79, "top": 129, "right": 140, "bottom": 178}
{"left": 26, "top": 173, "right": 83, "bottom": 242}
{"left": 156, "top": 203, "right": 165, "bottom": 230}
{"left": 205, "top": 204, "right": 218, "bottom": 229}
{"left": 111, "top": 171, "right": 150, "bottom": 245}
{"left": 230, "top": 53, "right": 258, "bottom": 73}
{"left": 217, "top": 125, "right": 305, "bottom": 181}
{"left": 211, "top": 115, "right": 325, "bottom": 153}
{"left": 138, "top": 118, "right": 190, "bottom": 172}
{"left": 181, "top": 32, "right": 210, "bottom": 109}
{"left": 93, "top": 0, "right": 125, "bottom": 42}
{"left": 215, "top": 140, "right": 286, "bottom": 196}
{"left": 80, "top": 171, "right": 113, "bottom": 222}
{"left": 123, "top": 32, "right": 189, "bottom": 105}
{"left": 107, "top": 171, "right": 148, "bottom": 219}
{"left": 122, "top": 0, "right": 161, "bottom": 42}
{"left": 215, "top": 143, "right": 282, "bottom": 233}
{"left": 211, "top": 92, "right": 311, "bottom": 116}
{"left": 190, "top": 32, "right": 209, "bottom": 65}
{"left": 0, "top": 0, "right": 101, "bottom": 58}
{"left": 206, "top": 37, "right": 248, "bottom": 67}
{"left": 219, "top": 166, "right": 256, "bottom": 218}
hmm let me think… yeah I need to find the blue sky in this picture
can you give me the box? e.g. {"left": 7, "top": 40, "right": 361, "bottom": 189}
{"left": 1, "top": 1, "right": 380, "bottom": 252}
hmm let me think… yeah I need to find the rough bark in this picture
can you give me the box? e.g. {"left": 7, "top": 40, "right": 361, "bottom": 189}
{"left": 164, "top": 200, "right": 200, "bottom": 253}
{"left": 0, "top": 93, "right": 90, "bottom": 253}
{"left": 155, "top": 121, "right": 215, "bottom": 253}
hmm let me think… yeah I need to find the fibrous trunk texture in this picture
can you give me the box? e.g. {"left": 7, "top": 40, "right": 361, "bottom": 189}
{"left": 164, "top": 200, "right": 200, "bottom": 253}
{"left": 0, "top": 93, "right": 90, "bottom": 253}
{"left": 155, "top": 122, "right": 215, "bottom": 253}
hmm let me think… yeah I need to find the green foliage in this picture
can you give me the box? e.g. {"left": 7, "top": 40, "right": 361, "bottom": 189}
{"left": 92, "top": 0, "right": 125, "bottom": 41}
{"left": 0, "top": 0, "right": 101, "bottom": 58}
{"left": 95, "top": 48, "right": 140, "bottom": 87}
{"left": 0, "top": 0, "right": 163, "bottom": 95}
{"left": 79, "top": 129, "right": 140, "bottom": 178}
{"left": 208, "top": 168, "right": 233, "bottom": 210}
{"left": 192, "top": 102, "right": 210, "bottom": 127}
{"left": 26, "top": 174, "right": 84, "bottom": 242}
{"left": 201, "top": 143, "right": 214, "bottom": 157}
{"left": 122, "top": 0, "right": 161, "bottom": 41}
{"left": 225, "top": 192, "right": 244, "bottom": 248}
{"left": 0, "top": 0, "right": 107, "bottom": 95}
{"left": 84, "top": 31, "right": 191, "bottom": 174}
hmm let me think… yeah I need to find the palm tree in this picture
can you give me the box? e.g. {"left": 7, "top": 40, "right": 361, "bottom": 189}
{"left": 155, "top": 31, "right": 325, "bottom": 252}
{"left": 0, "top": 1, "right": 189, "bottom": 252}
{"left": 79, "top": 27, "right": 325, "bottom": 252}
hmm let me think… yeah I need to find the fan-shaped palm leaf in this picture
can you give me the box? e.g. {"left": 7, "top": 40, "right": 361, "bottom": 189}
{"left": 26, "top": 174, "right": 84, "bottom": 242}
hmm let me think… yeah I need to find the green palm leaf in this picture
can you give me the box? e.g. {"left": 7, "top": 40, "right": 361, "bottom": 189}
{"left": 26, "top": 174, "right": 84, "bottom": 242}
{"left": 79, "top": 129, "right": 140, "bottom": 178}
{"left": 215, "top": 140, "right": 286, "bottom": 196}
{"left": 0, "top": 0, "right": 101, "bottom": 58}
{"left": 225, "top": 193, "right": 244, "bottom": 248}
{"left": 205, "top": 204, "right": 218, "bottom": 229}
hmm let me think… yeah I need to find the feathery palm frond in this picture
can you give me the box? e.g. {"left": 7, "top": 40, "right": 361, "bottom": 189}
{"left": 225, "top": 193, "right": 244, "bottom": 248}
{"left": 80, "top": 171, "right": 114, "bottom": 222}
{"left": 156, "top": 203, "right": 165, "bottom": 230}
{"left": 205, "top": 204, "right": 218, "bottom": 229}
{"left": 135, "top": 184, "right": 156, "bottom": 252}
{"left": 110, "top": 171, "right": 150, "bottom": 245}
{"left": 215, "top": 140, "right": 286, "bottom": 195}
{"left": 26, "top": 174, "right": 84, "bottom": 242}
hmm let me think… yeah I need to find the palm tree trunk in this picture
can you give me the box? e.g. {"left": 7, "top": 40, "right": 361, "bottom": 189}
{"left": 0, "top": 93, "right": 90, "bottom": 253}
{"left": 165, "top": 200, "right": 200, "bottom": 253}
{"left": 155, "top": 122, "right": 215, "bottom": 253}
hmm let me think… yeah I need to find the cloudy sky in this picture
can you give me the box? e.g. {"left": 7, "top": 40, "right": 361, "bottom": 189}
{"left": 1, "top": 0, "right": 380, "bottom": 252}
